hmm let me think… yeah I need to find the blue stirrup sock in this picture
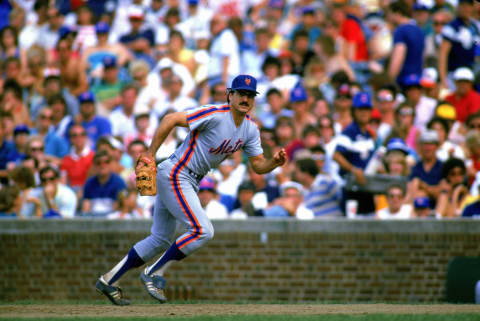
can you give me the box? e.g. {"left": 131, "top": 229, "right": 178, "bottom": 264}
{"left": 146, "top": 243, "right": 186, "bottom": 275}
{"left": 106, "top": 248, "right": 145, "bottom": 285}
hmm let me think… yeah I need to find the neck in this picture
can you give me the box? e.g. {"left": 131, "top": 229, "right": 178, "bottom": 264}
{"left": 98, "top": 173, "right": 111, "bottom": 184}
{"left": 230, "top": 108, "right": 245, "bottom": 127}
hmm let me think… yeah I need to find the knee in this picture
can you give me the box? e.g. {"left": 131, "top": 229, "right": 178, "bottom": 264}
{"left": 150, "top": 234, "right": 172, "bottom": 253}
{"left": 202, "top": 224, "right": 214, "bottom": 242}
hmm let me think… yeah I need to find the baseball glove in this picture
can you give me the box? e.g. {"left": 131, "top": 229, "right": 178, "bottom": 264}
{"left": 136, "top": 155, "right": 157, "bottom": 196}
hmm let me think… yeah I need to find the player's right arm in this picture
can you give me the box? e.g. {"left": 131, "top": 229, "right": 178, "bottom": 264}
{"left": 146, "top": 111, "right": 188, "bottom": 158}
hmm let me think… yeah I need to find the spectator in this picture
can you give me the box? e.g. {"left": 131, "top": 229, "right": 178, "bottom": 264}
{"left": 334, "top": 92, "right": 376, "bottom": 216}
{"left": 72, "top": 5, "right": 97, "bottom": 53}
{"left": 107, "top": 188, "right": 144, "bottom": 220}
{"left": 386, "top": 102, "right": 420, "bottom": 151}
{"left": 247, "top": 164, "right": 280, "bottom": 212}
{"left": 438, "top": 0, "right": 479, "bottom": 89}
{"left": 444, "top": 67, "right": 480, "bottom": 124}
{"left": 9, "top": 165, "right": 36, "bottom": 217}
{"left": 158, "top": 74, "right": 197, "bottom": 115}
{"left": 0, "top": 25, "right": 25, "bottom": 62}
{"left": 207, "top": 13, "right": 239, "bottom": 86}
{"left": 289, "top": 83, "right": 317, "bottom": 139}
{"left": 242, "top": 27, "right": 276, "bottom": 79}
{"left": 18, "top": 0, "right": 49, "bottom": 50}
{"left": 167, "top": 29, "right": 196, "bottom": 75}
{"left": 424, "top": 9, "right": 453, "bottom": 59}
{"left": 263, "top": 181, "right": 314, "bottom": 219}
{"left": 119, "top": 6, "right": 156, "bottom": 67}
{"left": 420, "top": 67, "right": 442, "bottom": 101}
{"left": 466, "top": 112, "right": 480, "bottom": 132}
{"left": 436, "top": 157, "right": 469, "bottom": 217}
{"left": 376, "top": 184, "right": 412, "bottom": 219}
{"left": 69, "top": 91, "right": 112, "bottom": 146}
{"left": 48, "top": 94, "right": 74, "bottom": 138}
{"left": 108, "top": 84, "right": 138, "bottom": 140}
{"left": 7, "top": 125, "right": 30, "bottom": 165}
{"left": 37, "top": 6, "right": 64, "bottom": 51}
{"left": 412, "top": 196, "right": 434, "bottom": 218}
{"left": 387, "top": 1, "right": 425, "bottom": 87}
{"left": 313, "top": 35, "right": 355, "bottom": 81}
{"left": 274, "top": 116, "right": 296, "bottom": 148}
{"left": 230, "top": 181, "right": 258, "bottom": 219}
{"left": 462, "top": 185, "right": 480, "bottom": 216}
{"left": 96, "top": 136, "right": 126, "bottom": 174}
{"left": 30, "top": 107, "right": 69, "bottom": 161}
{"left": 25, "top": 165, "right": 77, "bottom": 218}
{"left": 91, "top": 56, "right": 127, "bottom": 115}
{"left": 55, "top": 38, "right": 88, "bottom": 96}
{"left": 257, "top": 88, "right": 292, "bottom": 130}
{"left": 81, "top": 150, "right": 127, "bottom": 217}
{"left": 332, "top": 83, "right": 353, "bottom": 130}
{"left": 427, "top": 117, "right": 465, "bottom": 161}
{"left": 290, "top": 29, "right": 316, "bottom": 77}
{"left": 124, "top": 108, "right": 156, "bottom": 148}
{"left": 408, "top": 129, "right": 444, "bottom": 207}
{"left": 1, "top": 79, "right": 32, "bottom": 127}
{"left": 0, "top": 185, "right": 20, "bottom": 218}
{"left": 197, "top": 176, "right": 229, "bottom": 220}
{"left": 402, "top": 74, "right": 437, "bottom": 131}
{"left": 465, "top": 130, "right": 480, "bottom": 185}
{"left": 374, "top": 84, "right": 397, "bottom": 144}
{"left": 60, "top": 124, "right": 94, "bottom": 193}
{"left": 294, "top": 154, "right": 342, "bottom": 217}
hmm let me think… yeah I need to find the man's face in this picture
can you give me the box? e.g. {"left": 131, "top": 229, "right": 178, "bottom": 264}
{"left": 95, "top": 156, "right": 112, "bottom": 176}
{"left": 5, "top": 61, "right": 20, "bottom": 80}
{"left": 80, "top": 102, "right": 95, "bottom": 119}
{"left": 447, "top": 166, "right": 465, "bottom": 187}
{"left": 198, "top": 189, "right": 215, "bottom": 208}
{"left": 229, "top": 90, "right": 256, "bottom": 115}
{"left": 420, "top": 142, "right": 438, "bottom": 160}
{"left": 458, "top": 2, "right": 473, "bottom": 20}
{"left": 104, "top": 67, "right": 118, "bottom": 83}
{"left": 455, "top": 80, "right": 472, "bottom": 96}
{"left": 375, "top": 90, "right": 395, "bottom": 114}
{"left": 40, "top": 170, "right": 58, "bottom": 187}
{"left": 405, "top": 86, "right": 422, "bottom": 102}
{"left": 238, "top": 189, "right": 254, "bottom": 206}
{"left": 354, "top": 108, "right": 372, "bottom": 126}
{"left": 122, "top": 88, "right": 137, "bottom": 110}
{"left": 468, "top": 117, "right": 480, "bottom": 132}
{"left": 128, "top": 143, "right": 147, "bottom": 162}
{"left": 69, "top": 126, "right": 87, "bottom": 148}
{"left": 386, "top": 187, "right": 404, "bottom": 213}
{"left": 37, "top": 109, "right": 53, "bottom": 131}
{"left": 283, "top": 187, "right": 303, "bottom": 208}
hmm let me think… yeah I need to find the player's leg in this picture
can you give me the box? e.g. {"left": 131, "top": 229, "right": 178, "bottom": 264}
{"left": 140, "top": 169, "right": 214, "bottom": 301}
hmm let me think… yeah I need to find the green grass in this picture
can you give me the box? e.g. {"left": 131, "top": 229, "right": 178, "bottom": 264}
{"left": 1, "top": 315, "right": 480, "bottom": 321}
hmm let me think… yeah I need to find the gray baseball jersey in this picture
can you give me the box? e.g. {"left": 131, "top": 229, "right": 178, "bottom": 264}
{"left": 134, "top": 104, "right": 263, "bottom": 259}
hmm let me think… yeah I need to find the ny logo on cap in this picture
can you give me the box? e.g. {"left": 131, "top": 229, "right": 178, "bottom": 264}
{"left": 245, "top": 77, "right": 251, "bottom": 86}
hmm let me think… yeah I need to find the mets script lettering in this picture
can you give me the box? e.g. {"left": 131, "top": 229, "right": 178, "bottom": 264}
{"left": 209, "top": 139, "right": 243, "bottom": 155}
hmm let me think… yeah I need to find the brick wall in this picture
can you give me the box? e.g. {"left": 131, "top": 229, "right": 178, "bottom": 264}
{"left": 1, "top": 219, "right": 480, "bottom": 302}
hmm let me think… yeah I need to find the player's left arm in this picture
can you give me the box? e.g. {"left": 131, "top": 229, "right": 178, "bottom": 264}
{"left": 248, "top": 149, "right": 287, "bottom": 175}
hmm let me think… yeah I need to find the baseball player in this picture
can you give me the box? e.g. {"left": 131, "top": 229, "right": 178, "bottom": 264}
{"left": 95, "top": 75, "right": 287, "bottom": 305}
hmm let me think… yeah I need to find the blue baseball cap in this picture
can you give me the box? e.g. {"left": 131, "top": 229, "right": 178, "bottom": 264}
{"left": 413, "top": 2, "right": 429, "bottom": 10}
{"left": 386, "top": 138, "right": 409, "bottom": 155}
{"left": 58, "top": 25, "right": 76, "bottom": 39}
{"left": 228, "top": 75, "right": 259, "bottom": 95}
{"left": 78, "top": 91, "right": 95, "bottom": 104}
{"left": 103, "top": 56, "right": 117, "bottom": 68}
{"left": 302, "top": 6, "right": 315, "bottom": 14}
{"left": 402, "top": 74, "right": 421, "bottom": 87}
{"left": 187, "top": 0, "right": 199, "bottom": 5}
{"left": 290, "top": 84, "right": 308, "bottom": 102}
{"left": 414, "top": 197, "right": 430, "bottom": 209}
{"left": 352, "top": 92, "right": 372, "bottom": 108}
{"left": 95, "top": 22, "right": 110, "bottom": 34}
{"left": 13, "top": 124, "right": 30, "bottom": 136}
{"left": 268, "top": 0, "right": 284, "bottom": 8}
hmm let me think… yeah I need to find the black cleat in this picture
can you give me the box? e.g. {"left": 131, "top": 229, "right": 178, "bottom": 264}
{"left": 140, "top": 270, "right": 168, "bottom": 303}
{"left": 95, "top": 277, "right": 130, "bottom": 306}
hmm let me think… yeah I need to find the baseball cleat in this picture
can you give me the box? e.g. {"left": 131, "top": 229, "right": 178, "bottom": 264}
{"left": 95, "top": 276, "right": 130, "bottom": 306}
{"left": 140, "top": 269, "right": 168, "bottom": 303}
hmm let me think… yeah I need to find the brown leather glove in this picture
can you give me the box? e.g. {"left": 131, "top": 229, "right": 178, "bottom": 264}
{"left": 135, "top": 155, "right": 157, "bottom": 196}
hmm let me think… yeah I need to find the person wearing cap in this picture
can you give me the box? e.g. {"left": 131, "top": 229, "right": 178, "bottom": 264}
{"left": 55, "top": 37, "right": 88, "bottom": 96}
{"left": 91, "top": 55, "right": 128, "bottom": 115}
{"left": 197, "top": 176, "right": 229, "bottom": 220}
{"left": 333, "top": 82, "right": 354, "bottom": 130}
{"left": 0, "top": 113, "right": 20, "bottom": 183}
{"left": 387, "top": 1, "right": 425, "bottom": 87}
{"left": 412, "top": 196, "right": 433, "bottom": 218}
{"left": 445, "top": 67, "right": 480, "bottom": 123}
{"left": 8, "top": 124, "right": 30, "bottom": 164}
{"left": 438, "top": 0, "right": 479, "bottom": 90}
{"left": 289, "top": 83, "right": 316, "bottom": 138}
{"left": 427, "top": 116, "right": 465, "bottom": 162}
{"left": 96, "top": 74, "right": 286, "bottom": 305}
{"left": 82, "top": 22, "right": 132, "bottom": 76}
{"left": 334, "top": 91, "right": 377, "bottom": 216}
{"left": 382, "top": 138, "right": 411, "bottom": 178}
{"left": 420, "top": 67, "right": 441, "bottom": 101}
{"left": 67, "top": 91, "right": 112, "bottom": 146}
{"left": 408, "top": 129, "right": 444, "bottom": 207}
{"left": 207, "top": 13, "right": 240, "bottom": 86}
{"left": 82, "top": 150, "right": 127, "bottom": 217}
{"left": 401, "top": 74, "right": 437, "bottom": 131}
{"left": 119, "top": 5, "right": 155, "bottom": 66}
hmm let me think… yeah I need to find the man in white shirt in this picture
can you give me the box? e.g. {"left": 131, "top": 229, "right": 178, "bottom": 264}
{"left": 376, "top": 184, "right": 412, "bottom": 219}
{"left": 109, "top": 84, "right": 138, "bottom": 140}
{"left": 402, "top": 74, "right": 437, "bottom": 131}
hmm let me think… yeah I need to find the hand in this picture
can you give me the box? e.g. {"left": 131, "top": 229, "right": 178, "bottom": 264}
{"left": 135, "top": 152, "right": 155, "bottom": 171}
{"left": 352, "top": 167, "right": 366, "bottom": 186}
{"left": 273, "top": 148, "right": 287, "bottom": 167}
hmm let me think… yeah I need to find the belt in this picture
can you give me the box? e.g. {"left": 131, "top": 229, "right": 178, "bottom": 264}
{"left": 169, "top": 154, "right": 203, "bottom": 181}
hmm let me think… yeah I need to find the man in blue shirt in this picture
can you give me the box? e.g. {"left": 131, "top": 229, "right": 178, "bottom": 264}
{"left": 387, "top": 1, "right": 425, "bottom": 87}
{"left": 66, "top": 91, "right": 112, "bottom": 147}
{"left": 334, "top": 92, "right": 377, "bottom": 215}
{"left": 81, "top": 150, "right": 127, "bottom": 217}
{"left": 0, "top": 112, "right": 16, "bottom": 184}
{"left": 409, "top": 129, "right": 444, "bottom": 207}
{"left": 438, "top": 0, "right": 480, "bottom": 89}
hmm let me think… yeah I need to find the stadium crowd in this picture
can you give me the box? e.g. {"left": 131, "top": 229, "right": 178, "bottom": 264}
{"left": 0, "top": 0, "right": 479, "bottom": 219}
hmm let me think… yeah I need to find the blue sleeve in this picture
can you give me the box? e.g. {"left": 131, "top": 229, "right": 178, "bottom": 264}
{"left": 409, "top": 164, "right": 420, "bottom": 181}
{"left": 393, "top": 27, "right": 405, "bottom": 45}
{"left": 99, "top": 118, "right": 112, "bottom": 136}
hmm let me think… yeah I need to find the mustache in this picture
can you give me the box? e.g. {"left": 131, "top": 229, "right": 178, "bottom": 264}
{"left": 240, "top": 102, "right": 249, "bottom": 106}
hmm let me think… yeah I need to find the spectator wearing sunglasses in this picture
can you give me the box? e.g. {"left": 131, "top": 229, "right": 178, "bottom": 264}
{"left": 81, "top": 150, "right": 127, "bottom": 217}
{"left": 376, "top": 184, "right": 411, "bottom": 219}
{"left": 24, "top": 165, "right": 77, "bottom": 218}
